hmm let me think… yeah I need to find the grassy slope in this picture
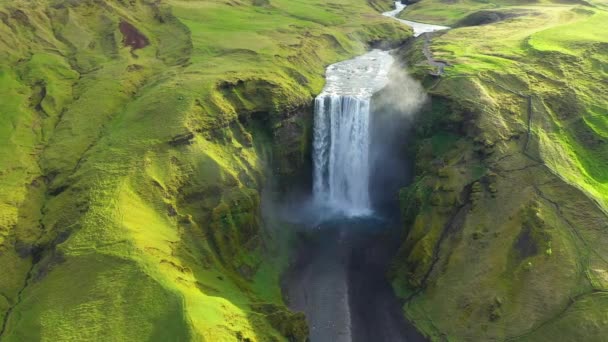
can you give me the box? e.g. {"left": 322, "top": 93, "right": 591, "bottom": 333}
{"left": 0, "top": 0, "right": 410, "bottom": 340}
{"left": 392, "top": 0, "right": 608, "bottom": 340}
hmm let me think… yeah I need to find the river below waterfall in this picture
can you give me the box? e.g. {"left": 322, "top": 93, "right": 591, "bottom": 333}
{"left": 283, "top": 3, "right": 449, "bottom": 341}
{"left": 285, "top": 217, "right": 425, "bottom": 342}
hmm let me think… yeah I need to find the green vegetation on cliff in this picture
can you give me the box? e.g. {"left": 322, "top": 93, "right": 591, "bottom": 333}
{"left": 393, "top": 0, "right": 608, "bottom": 340}
{"left": 0, "top": 0, "right": 411, "bottom": 340}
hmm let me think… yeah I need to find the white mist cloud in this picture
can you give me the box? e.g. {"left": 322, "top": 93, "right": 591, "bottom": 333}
{"left": 374, "top": 64, "right": 428, "bottom": 119}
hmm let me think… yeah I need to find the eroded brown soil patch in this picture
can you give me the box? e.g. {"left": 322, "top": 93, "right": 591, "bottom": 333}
{"left": 119, "top": 21, "right": 149, "bottom": 50}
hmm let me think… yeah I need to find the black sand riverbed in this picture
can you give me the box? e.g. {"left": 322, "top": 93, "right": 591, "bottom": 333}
{"left": 285, "top": 216, "right": 426, "bottom": 342}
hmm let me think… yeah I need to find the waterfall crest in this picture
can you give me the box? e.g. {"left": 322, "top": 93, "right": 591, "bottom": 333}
{"left": 312, "top": 50, "right": 393, "bottom": 216}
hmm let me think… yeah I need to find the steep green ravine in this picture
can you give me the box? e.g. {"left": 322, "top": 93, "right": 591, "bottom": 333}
{"left": 0, "top": 0, "right": 411, "bottom": 340}
{"left": 391, "top": 2, "right": 608, "bottom": 340}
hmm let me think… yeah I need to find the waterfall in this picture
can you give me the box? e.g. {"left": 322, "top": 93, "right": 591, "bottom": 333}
{"left": 312, "top": 50, "right": 394, "bottom": 216}
{"left": 313, "top": 95, "right": 372, "bottom": 213}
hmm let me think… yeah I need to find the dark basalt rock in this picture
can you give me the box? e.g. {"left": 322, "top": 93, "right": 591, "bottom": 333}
{"left": 251, "top": 303, "right": 309, "bottom": 342}
{"left": 168, "top": 132, "right": 194, "bottom": 146}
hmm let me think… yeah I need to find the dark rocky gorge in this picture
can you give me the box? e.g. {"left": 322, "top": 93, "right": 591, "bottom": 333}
{"left": 285, "top": 217, "right": 425, "bottom": 342}
{"left": 278, "top": 45, "right": 430, "bottom": 341}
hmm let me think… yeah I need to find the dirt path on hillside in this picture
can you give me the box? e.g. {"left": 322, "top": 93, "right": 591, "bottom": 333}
{"left": 422, "top": 33, "right": 448, "bottom": 76}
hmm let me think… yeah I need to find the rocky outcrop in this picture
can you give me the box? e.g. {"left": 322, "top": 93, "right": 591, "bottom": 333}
{"left": 270, "top": 106, "right": 314, "bottom": 193}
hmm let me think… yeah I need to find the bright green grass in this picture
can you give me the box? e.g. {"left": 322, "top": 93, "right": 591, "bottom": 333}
{"left": 528, "top": 10, "right": 608, "bottom": 54}
{"left": 398, "top": 0, "right": 587, "bottom": 25}
{"left": 392, "top": 0, "right": 608, "bottom": 340}
{"left": 0, "top": 0, "right": 410, "bottom": 340}
{"left": 425, "top": 4, "right": 608, "bottom": 208}
{"left": 400, "top": 0, "right": 493, "bottom": 25}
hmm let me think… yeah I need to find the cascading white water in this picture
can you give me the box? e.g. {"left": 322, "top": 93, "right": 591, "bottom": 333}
{"left": 313, "top": 95, "right": 372, "bottom": 212}
{"left": 312, "top": 3, "right": 449, "bottom": 216}
{"left": 313, "top": 50, "right": 394, "bottom": 216}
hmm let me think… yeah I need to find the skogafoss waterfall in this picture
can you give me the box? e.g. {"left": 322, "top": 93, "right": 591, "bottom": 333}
{"left": 288, "top": 5, "right": 449, "bottom": 342}
{"left": 313, "top": 96, "right": 372, "bottom": 212}
{"left": 313, "top": 50, "right": 394, "bottom": 215}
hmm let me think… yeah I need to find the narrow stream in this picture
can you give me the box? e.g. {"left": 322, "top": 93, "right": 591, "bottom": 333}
{"left": 383, "top": 1, "right": 450, "bottom": 37}
{"left": 284, "top": 3, "right": 449, "bottom": 341}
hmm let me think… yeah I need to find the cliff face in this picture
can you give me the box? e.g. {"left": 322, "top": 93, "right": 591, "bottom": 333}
{"left": 392, "top": 2, "right": 608, "bottom": 340}
{"left": 0, "top": 0, "right": 411, "bottom": 340}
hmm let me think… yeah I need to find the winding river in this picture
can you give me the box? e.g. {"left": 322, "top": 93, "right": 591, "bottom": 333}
{"left": 285, "top": 3, "right": 449, "bottom": 341}
{"left": 383, "top": 1, "right": 449, "bottom": 37}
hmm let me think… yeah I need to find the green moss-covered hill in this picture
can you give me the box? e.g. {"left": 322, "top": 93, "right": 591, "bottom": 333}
{"left": 392, "top": 0, "right": 608, "bottom": 340}
{"left": 0, "top": 0, "right": 411, "bottom": 340}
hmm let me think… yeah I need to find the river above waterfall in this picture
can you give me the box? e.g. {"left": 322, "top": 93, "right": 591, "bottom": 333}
{"left": 316, "top": 50, "right": 394, "bottom": 98}
{"left": 382, "top": 1, "right": 449, "bottom": 37}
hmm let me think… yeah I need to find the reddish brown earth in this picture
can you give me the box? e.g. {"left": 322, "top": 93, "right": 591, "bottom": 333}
{"left": 119, "top": 21, "right": 149, "bottom": 49}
